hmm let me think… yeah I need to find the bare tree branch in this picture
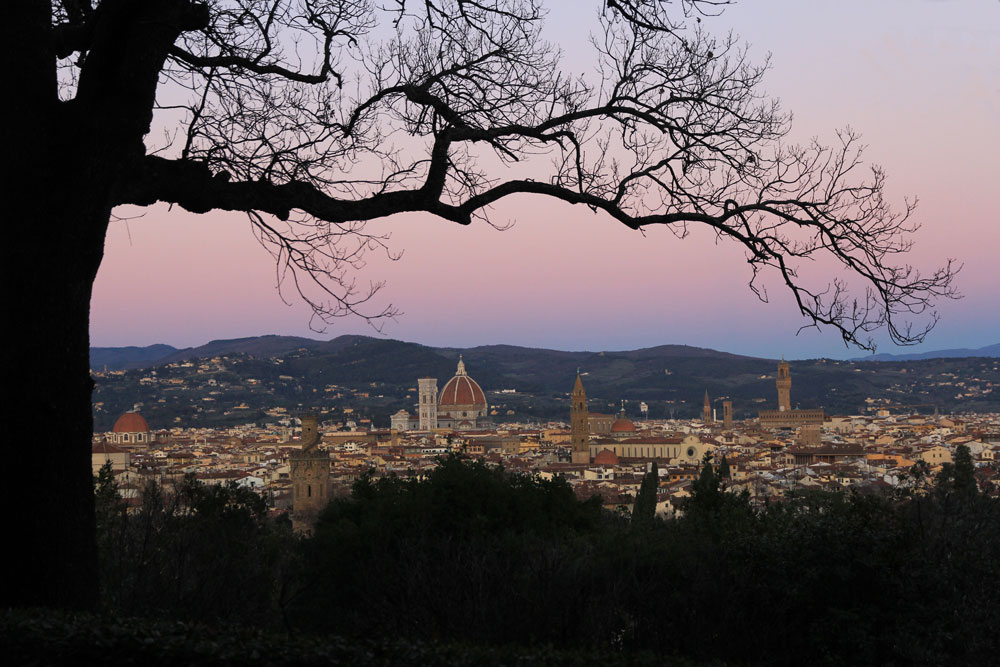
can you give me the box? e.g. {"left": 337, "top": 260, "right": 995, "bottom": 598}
{"left": 53, "top": 0, "right": 958, "bottom": 348}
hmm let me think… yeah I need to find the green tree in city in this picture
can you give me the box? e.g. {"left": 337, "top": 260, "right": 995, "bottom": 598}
{"left": 939, "top": 444, "right": 978, "bottom": 497}
{"left": 718, "top": 455, "right": 731, "bottom": 482}
{"left": 632, "top": 462, "right": 659, "bottom": 530}
{"left": 687, "top": 453, "right": 721, "bottom": 514}
{"left": 93, "top": 461, "right": 124, "bottom": 522}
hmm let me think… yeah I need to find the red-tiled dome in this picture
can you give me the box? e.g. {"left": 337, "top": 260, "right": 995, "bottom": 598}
{"left": 593, "top": 448, "right": 620, "bottom": 465}
{"left": 113, "top": 412, "right": 149, "bottom": 433}
{"left": 610, "top": 417, "right": 636, "bottom": 433}
{"left": 440, "top": 375, "right": 487, "bottom": 407}
{"left": 438, "top": 356, "right": 487, "bottom": 407}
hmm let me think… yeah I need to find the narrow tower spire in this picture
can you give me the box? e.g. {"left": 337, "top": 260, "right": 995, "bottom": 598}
{"left": 571, "top": 372, "right": 590, "bottom": 464}
{"left": 776, "top": 359, "right": 791, "bottom": 412}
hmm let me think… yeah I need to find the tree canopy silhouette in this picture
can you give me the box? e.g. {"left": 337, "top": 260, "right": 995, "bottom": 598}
{"left": 9, "top": 0, "right": 956, "bottom": 609}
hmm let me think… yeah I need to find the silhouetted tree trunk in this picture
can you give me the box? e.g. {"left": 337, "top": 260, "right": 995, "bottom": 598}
{"left": 8, "top": 188, "right": 107, "bottom": 608}
{"left": 7, "top": 0, "right": 199, "bottom": 610}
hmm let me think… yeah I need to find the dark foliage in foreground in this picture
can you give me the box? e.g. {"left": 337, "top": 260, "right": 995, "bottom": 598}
{"left": 2, "top": 609, "right": 691, "bottom": 667}
{"left": 95, "top": 467, "right": 300, "bottom": 628}
{"left": 91, "top": 456, "right": 1000, "bottom": 665}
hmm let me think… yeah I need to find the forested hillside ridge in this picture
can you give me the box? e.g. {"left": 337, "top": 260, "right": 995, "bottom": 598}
{"left": 90, "top": 344, "right": 180, "bottom": 371}
{"left": 851, "top": 342, "right": 1000, "bottom": 362}
{"left": 81, "top": 453, "right": 999, "bottom": 666}
{"left": 92, "top": 335, "right": 1000, "bottom": 430}
{"left": 92, "top": 335, "right": 1000, "bottom": 372}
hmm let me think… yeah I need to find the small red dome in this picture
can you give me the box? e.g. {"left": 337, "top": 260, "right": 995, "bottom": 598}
{"left": 611, "top": 418, "right": 636, "bottom": 433}
{"left": 113, "top": 412, "right": 150, "bottom": 433}
{"left": 593, "top": 448, "right": 620, "bottom": 465}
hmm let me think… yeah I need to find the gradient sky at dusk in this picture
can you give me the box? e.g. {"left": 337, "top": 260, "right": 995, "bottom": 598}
{"left": 91, "top": 0, "right": 999, "bottom": 360}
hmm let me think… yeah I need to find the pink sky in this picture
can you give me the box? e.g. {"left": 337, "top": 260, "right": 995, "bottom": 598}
{"left": 91, "top": 0, "right": 999, "bottom": 359}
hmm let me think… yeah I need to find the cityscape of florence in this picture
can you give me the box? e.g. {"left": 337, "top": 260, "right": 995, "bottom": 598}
{"left": 8, "top": 0, "right": 999, "bottom": 665}
{"left": 92, "top": 340, "right": 1000, "bottom": 535}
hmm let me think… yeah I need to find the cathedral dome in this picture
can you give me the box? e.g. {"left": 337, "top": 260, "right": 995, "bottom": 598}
{"left": 610, "top": 417, "right": 636, "bottom": 433}
{"left": 439, "top": 356, "right": 487, "bottom": 408}
{"left": 593, "top": 448, "right": 620, "bottom": 466}
{"left": 113, "top": 412, "right": 149, "bottom": 433}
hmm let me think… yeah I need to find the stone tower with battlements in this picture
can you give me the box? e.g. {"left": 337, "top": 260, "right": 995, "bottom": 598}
{"left": 723, "top": 400, "right": 733, "bottom": 429}
{"left": 418, "top": 377, "right": 439, "bottom": 430}
{"left": 571, "top": 373, "right": 590, "bottom": 464}
{"left": 290, "top": 414, "right": 330, "bottom": 533}
{"left": 776, "top": 359, "right": 792, "bottom": 412}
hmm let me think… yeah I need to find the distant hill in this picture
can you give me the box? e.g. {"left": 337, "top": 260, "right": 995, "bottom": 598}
{"left": 90, "top": 344, "right": 178, "bottom": 371}
{"left": 155, "top": 335, "right": 333, "bottom": 365}
{"left": 90, "top": 333, "right": 1000, "bottom": 430}
{"left": 852, "top": 343, "right": 1000, "bottom": 362}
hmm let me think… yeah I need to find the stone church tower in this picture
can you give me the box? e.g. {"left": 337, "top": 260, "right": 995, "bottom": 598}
{"left": 776, "top": 359, "right": 792, "bottom": 412}
{"left": 723, "top": 400, "right": 734, "bottom": 429}
{"left": 703, "top": 390, "right": 712, "bottom": 424}
{"left": 571, "top": 373, "right": 590, "bottom": 464}
{"left": 290, "top": 414, "right": 330, "bottom": 533}
{"left": 418, "top": 377, "right": 439, "bottom": 430}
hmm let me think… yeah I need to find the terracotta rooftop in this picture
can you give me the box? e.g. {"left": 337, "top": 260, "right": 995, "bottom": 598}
{"left": 113, "top": 412, "right": 150, "bottom": 433}
{"left": 439, "top": 374, "right": 487, "bottom": 407}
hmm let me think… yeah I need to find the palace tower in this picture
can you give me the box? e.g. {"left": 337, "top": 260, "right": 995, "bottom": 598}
{"left": 759, "top": 359, "right": 824, "bottom": 429}
{"left": 777, "top": 359, "right": 791, "bottom": 412}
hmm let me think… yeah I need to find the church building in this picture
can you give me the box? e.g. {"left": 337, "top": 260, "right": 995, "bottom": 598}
{"left": 106, "top": 411, "right": 156, "bottom": 449}
{"left": 392, "top": 356, "right": 490, "bottom": 431}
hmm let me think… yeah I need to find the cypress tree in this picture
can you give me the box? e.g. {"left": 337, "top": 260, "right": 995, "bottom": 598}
{"left": 952, "top": 444, "right": 977, "bottom": 496}
{"left": 718, "top": 455, "right": 731, "bottom": 481}
{"left": 632, "top": 462, "right": 659, "bottom": 529}
{"left": 688, "top": 453, "right": 721, "bottom": 514}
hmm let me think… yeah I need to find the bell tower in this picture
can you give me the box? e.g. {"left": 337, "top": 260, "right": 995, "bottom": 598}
{"left": 776, "top": 359, "right": 791, "bottom": 412}
{"left": 571, "top": 372, "right": 590, "bottom": 464}
{"left": 418, "top": 377, "right": 438, "bottom": 430}
{"left": 703, "top": 390, "right": 712, "bottom": 424}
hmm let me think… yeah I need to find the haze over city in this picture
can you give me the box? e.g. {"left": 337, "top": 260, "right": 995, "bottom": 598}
{"left": 90, "top": 0, "right": 1000, "bottom": 360}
